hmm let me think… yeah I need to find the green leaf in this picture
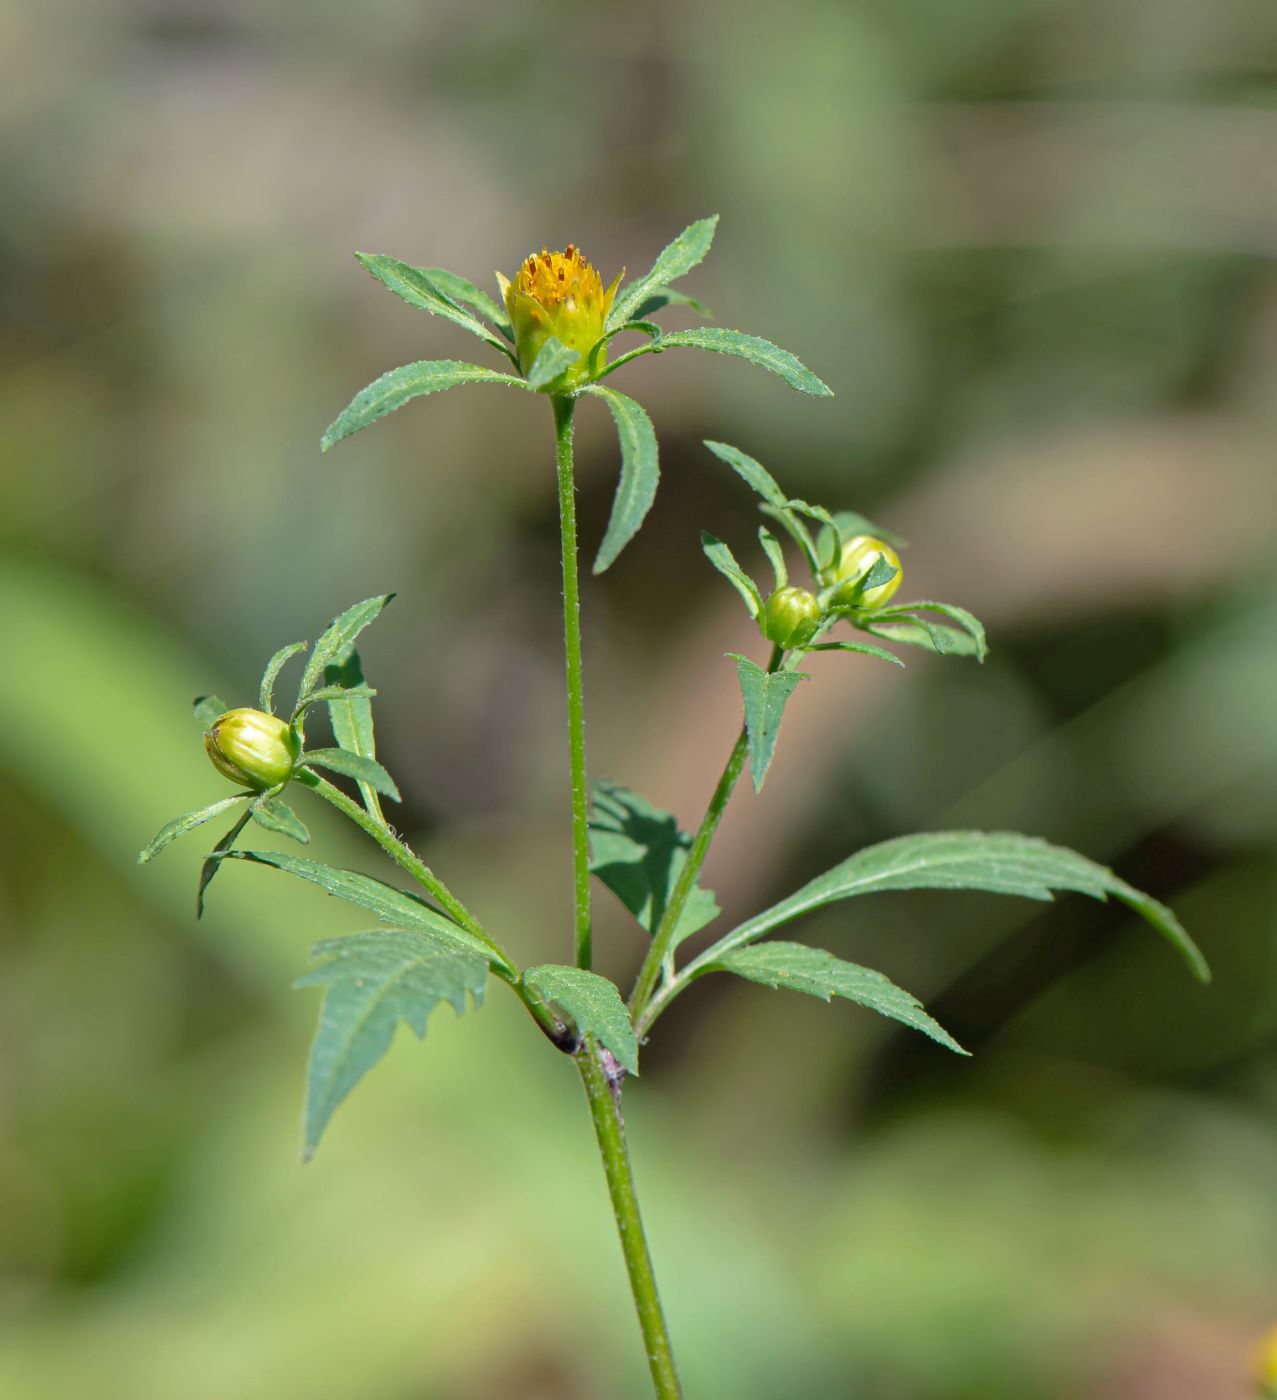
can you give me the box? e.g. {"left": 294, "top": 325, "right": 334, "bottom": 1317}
{"left": 758, "top": 527, "right": 787, "bottom": 588}
{"left": 325, "top": 646, "right": 382, "bottom": 815}
{"left": 525, "top": 336, "right": 581, "bottom": 390}
{"left": 730, "top": 654, "right": 808, "bottom": 793}
{"left": 137, "top": 793, "right": 249, "bottom": 863}
{"left": 193, "top": 695, "right": 229, "bottom": 729}
{"left": 197, "top": 807, "right": 254, "bottom": 918}
{"left": 354, "top": 253, "right": 513, "bottom": 358}
{"left": 702, "top": 439, "right": 788, "bottom": 507}
{"left": 700, "top": 532, "right": 762, "bottom": 618}
{"left": 298, "top": 595, "right": 393, "bottom": 705}
{"left": 711, "top": 830, "right": 1210, "bottom": 983}
{"left": 250, "top": 796, "right": 310, "bottom": 844}
{"left": 301, "top": 747, "right": 400, "bottom": 801}
{"left": 582, "top": 386, "right": 660, "bottom": 574}
{"left": 321, "top": 360, "right": 527, "bottom": 451}
{"left": 296, "top": 927, "right": 487, "bottom": 1157}
{"left": 806, "top": 640, "right": 905, "bottom": 667}
{"left": 259, "top": 641, "right": 307, "bottom": 714}
{"left": 292, "top": 683, "right": 377, "bottom": 715}
{"left": 589, "top": 781, "right": 721, "bottom": 946}
{"left": 607, "top": 215, "right": 719, "bottom": 331}
{"left": 660, "top": 328, "right": 832, "bottom": 396}
{"left": 832, "top": 509, "right": 907, "bottom": 551}
{"left": 711, "top": 942, "right": 967, "bottom": 1054}
{"left": 858, "top": 554, "right": 899, "bottom": 594}
{"left": 864, "top": 619, "right": 979, "bottom": 658}
{"left": 415, "top": 267, "right": 512, "bottom": 340}
{"left": 521, "top": 965, "right": 639, "bottom": 1075}
{"left": 630, "top": 287, "right": 714, "bottom": 321}
{"left": 877, "top": 601, "right": 987, "bottom": 662}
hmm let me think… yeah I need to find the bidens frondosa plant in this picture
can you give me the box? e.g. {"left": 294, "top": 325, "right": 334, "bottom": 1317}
{"left": 141, "top": 218, "right": 1211, "bottom": 1400}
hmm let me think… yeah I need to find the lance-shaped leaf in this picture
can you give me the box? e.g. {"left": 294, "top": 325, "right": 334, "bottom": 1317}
{"left": 293, "top": 684, "right": 377, "bottom": 717}
{"left": 325, "top": 646, "right": 382, "bottom": 816}
{"left": 589, "top": 781, "right": 721, "bottom": 947}
{"left": 321, "top": 360, "right": 528, "bottom": 451}
{"left": 521, "top": 965, "right": 639, "bottom": 1075}
{"left": 250, "top": 796, "right": 310, "bottom": 844}
{"left": 805, "top": 640, "right": 905, "bottom": 668}
{"left": 138, "top": 793, "right": 249, "bottom": 863}
{"left": 197, "top": 807, "right": 254, "bottom": 917}
{"left": 298, "top": 596, "right": 393, "bottom": 704}
{"left": 700, "top": 532, "right": 762, "bottom": 618}
{"left": 355, "top": 253, "right": 513, "bottom": 359}
{"left": 660, "top": 328, "right": 832, "bottom": 396}
{"left": 416, "top": 267, "right": 512, "bottom": 340}
{"left": 702, "top": 441, "right": 822, "bottom": 570}
{"left": 296, "top": 927, "right": 487, "bottom": 1157}
{"left": 300, "top": 747, "right": 400, "bottom": 801}
{"left": 630, "top": 286, "right": 713, "bottom": 321}
{"left": 704, "top": 830, "right": 1210, "bottom": 982}
{"left": 730, "top": 653, "right": 808, "bottom": 793}
{"left": 582, "top": 385, "right": 659, "bottom": 574}
{"left": 864, "top": 619, "right": 980, "bottom": 658}
{"left": 193, "top": 695, "right": 230, "bottom": 729}
{"left": 872, "top": 601, "right": 987, "bottom": 662}
{"left": 259, "top": 641, "right": 307, "bottom": 713}
{"left": 709, "top": 942, "right": 967, "bottom": 1054}
{"left": 758, "top": 527, "right": 787, "bottom": 588}
{"left": 525, "top": 336, "right": 580, "bottom": 390}
{"left": 607, "top": 215, "right": 719, "bottom": 331}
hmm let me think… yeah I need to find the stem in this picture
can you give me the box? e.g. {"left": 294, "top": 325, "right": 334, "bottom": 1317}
{"left": 577, "top": 1040, "right": 682, "bottom": 1398}
{"left": 553, "top": 393, "right": 593, "bottom": 970}
{"left": 629, "top": 644, "right": 784, "bottom": 1024}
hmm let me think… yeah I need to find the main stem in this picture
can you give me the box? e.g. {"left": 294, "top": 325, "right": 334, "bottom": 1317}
{"left": 554, "top": 394, "right": 593, "bottom": 970}
{"left": 576, "top": 1041, "right": 682, "bottom": 1399}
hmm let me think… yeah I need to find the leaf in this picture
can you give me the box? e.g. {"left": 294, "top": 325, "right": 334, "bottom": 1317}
{"left": 711, "top": 942, "right": 967, "bottom": 1054}
{"left": 758, "top": 527, "right": 787, "bottom": 588}
{"left": 806, "top": 640, "right": 905, "bottom": 667}
{"left": 298, "top": 596, "right": 393, "bottom": 704}
{"left": 321, "top": 360, "right": 527, "bottom": 451}
{"left": 865, "top": 619, "right": 979, "bottom": 658}
{"left": 712, "top": 830, "right": 1210, "bottom": 983}
{"left": 858, "top": 554, "right": 899, "bottom": 594}
{"left": 702, "top": 439, "right": 788, "bottom": 507}
{"left": 250, "top": 795, "right": 310, "bottom": 844}
{"left": 325, "top": 646, "right": 382, "bottom": 815}
{"left": 525, "top": 336, "right": 581, "bottom": 390}
{"left": 700, "top": 532, "right": 762, "bottom": 618}
{"left": 137, "top": 793, "right": 249, "bottom": 863}
{"left": 832, "top": 509, "right": 907, "bottom": 551}
{"left": 878, "top": 601, "right": 987, "bottom": 662}
{"left": 193, "top": 695, "right": 229, "bottom": 729}
{"left": 293, "top": 684, "right": 378, "bottom": 715}
{"left": 582, "top": 385, "right": 660, "bottom": 574}
{"left": 354, "top": 253, "right": 513, "bottom": 358}
{"left": 296, "top": 927, "right": 487, "bottom": 1157}
{"left": 521, "top": 965, "right": 639, "bottom": 1075}
{"left": 259, "top": 641, "right": 307, "bottom": 713}
{"left": 415, "top": 267, "right": 512, "bottom": 340}
{"left": 660, "top": 328, "right": 832, "bottom": 396}
{"left": 589, "top": 780, "right": 721, "bottom": 946}
{"left": 629, "top": 286, "right": 714, "bottom": 321}
{"left": 301, "top": 747, "right": 400, "bottom": 801}
{"left": 730, "top": 654, "right": 807, "bottom": 793}
{"left": 197, "top": 807, "right": 254, "bottom": 918}
{"left": 607, "top": 215, "right": 719, "bottom": 331}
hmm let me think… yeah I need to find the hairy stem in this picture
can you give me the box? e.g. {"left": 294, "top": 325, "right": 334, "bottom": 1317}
{"left": 577, "top": 1040, "right": 682, "bottom": 1399}
{"left": 553, "top": 393, "right": 593, "bottom": 970}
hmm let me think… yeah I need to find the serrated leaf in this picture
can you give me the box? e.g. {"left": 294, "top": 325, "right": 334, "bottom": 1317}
{"left": 660, "top": 328, "right": 832, "bottom": 396}
{"left": 250, "top": 796, "right": 310, "bottom": 844}
{"left": 137, "top": 793, "right": 248, "bottom": 863}
{"left": 321, "top": 360, "right": 527, "bottom": 451}
{"left": 730, "top": 654, "right": 807, "bottom": 793}
{"left": 193, "top": 695, "right": 229, "bottom": 729}
{"left": 700, "top": 532, "right": 762, "bottom": 618}
{"left": 589, "top": 781, "right": 721, "bottom": 947}
{"left": 758, "top": 527, "right": 787, "bottom": 588}
{"left": 197, "top": 807, "right": 254, "bottom": 917}
{"left": 414, "top": 267, "right": 512, "bottom": 340}
{"left": 630, "top": 286, "right": 713, "bottom": 321}
{"left": 525, "top": 336, "right": 581, "bottom": 390}
{"left": 296, "top": 927, "right": 487, "bottom": 1156}
{"left": 259, "top": 641, "right": 307, "bottom": 713}
{"left": 583, "top": 385, "right": 659, "bottom": 574}
{"left": 300, "top": 747, "right": 400, "bottom": 801}
{"left": 607, "top": 215, "right": 719, "bottom": 331}
{"left": 522, "top": 965, "right": 639, "bottom": 1074}
{"left": 711, "top": 942, "right": 967, "bottom": 1054}
{"left": 325, "top": 646, "right": 381, "bottom": 815}
{"left": 298, "top": 596, "right": 393, "bottom": 704}
{"left": 711, "top": 830, "right": 1210, "bottom": 982}
{"left": 354, "top": 253, "right": 513, "bottom": 358}
{"left": 806, "top": 640, "right": 905, "bottom": 667}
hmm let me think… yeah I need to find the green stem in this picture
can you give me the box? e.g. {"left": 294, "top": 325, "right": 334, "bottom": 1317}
{"left": 629, "top": 644, "right": 784, "bottom": 1024}
{"left": 553, "top": 393, "right": 593, "bottom": 970}
{"left": 577, "top": 1040, "right": 682, "bottom": 1399}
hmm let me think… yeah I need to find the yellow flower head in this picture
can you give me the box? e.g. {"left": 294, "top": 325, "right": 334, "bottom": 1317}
{"left": 499, "top": 245, "right": 622, "bottom": 389}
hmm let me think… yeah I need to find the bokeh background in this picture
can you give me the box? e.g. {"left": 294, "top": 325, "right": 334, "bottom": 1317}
{"left": 3, "top": 2, "right": 1276, "bottom": 1397}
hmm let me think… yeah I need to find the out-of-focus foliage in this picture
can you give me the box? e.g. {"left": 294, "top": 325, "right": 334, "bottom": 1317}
{"left": 1, "top": 1, "right": 1275, "bottom": 1397}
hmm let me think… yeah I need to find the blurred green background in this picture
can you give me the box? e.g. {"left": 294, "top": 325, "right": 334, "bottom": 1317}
{"left": 2, "top": 2, "right": 1276, "bottom": 1397}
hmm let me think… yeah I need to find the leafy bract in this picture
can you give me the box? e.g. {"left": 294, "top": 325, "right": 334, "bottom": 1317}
{"left": 321, "top": 360, "right": 527, "bottom": 451}
{"left": 298, "top": 596, "right": 393, "bottom": 705}
{"left": 710, "top": 942, "right": 967, "bottom": 1054}
{"left": 354, "top": 253, "right": 513, "bottom": 359}
{"left": 660, "top": 328, "right": 832, "bottom": 396}
{"left": 525, "top": 336, "right": 580, "bottom": 390}
{"left": 416, "top": 267, "right": 512, "bottom": 340}
{"left": 301, "top": 747, "right": 401, "bottom": 801}
{"left": 325, "top": 646, "right": 382, "bottom": 815}
{"left": 260, "top": 641, "right": 307, "bottom": 713}
{"left": 250, "top": 796, "right": 310, "bottom": 844}
{"left": 583, "top": 385, "right": 659, "bottom": 574}
{"left": 707, "top": 830, "right": 1210, "bottom": 982}
{"left": 589, "top": 781, "right": 721, "bottom": 947}
{"left": 521, "top": 965, "right": 639, "bottom": 1075}
{"left": 700, "top": 532, "right": 762, "bottom": 618}
{"left": 138, "top": 793, "right": 248, "bottom": 863}
{"left": 730, "top": 654, "right": 807, "bottom": 793}
{"left": 193, "top": 695, "right": 229, "bottom": 729}
{"left": 296, "top": 927, "right": 487, "bottom": 1157}
{"left": 607, "top": 215, "right": 719, "bottom": 331}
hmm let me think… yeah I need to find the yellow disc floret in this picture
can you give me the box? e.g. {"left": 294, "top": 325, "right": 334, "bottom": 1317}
{"left": 499, "top": 244, "right": 622, "bottom": 390}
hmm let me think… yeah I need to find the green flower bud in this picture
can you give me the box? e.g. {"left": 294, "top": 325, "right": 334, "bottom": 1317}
{"left": 204, "top": 708, "right": 300, "bottom": 791}
{"left": 829, "top": 535, "right": 902, "bottom": 613}
{"left": 761, "top": 586, "right": 821, "bottom": 650}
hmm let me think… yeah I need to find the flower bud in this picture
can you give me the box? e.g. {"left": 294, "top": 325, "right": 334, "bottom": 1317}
{"left": 499, "top": 245, "right": 622, "bottom": 389}
{"left": 761, "top": 586, "right": 821, "bottom": 650}
{"left": 204, "top": 708, "right": 300, "bottom": 791}
{"left": 829, "top": 535, "right": 902, "bottom": 613}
